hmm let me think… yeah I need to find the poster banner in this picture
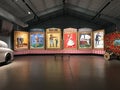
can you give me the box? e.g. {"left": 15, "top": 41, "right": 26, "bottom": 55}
{"left": 78, "top": 28, "right": 92, "bottom": 49}
{"left": 30, "top": 29, "right": 45, "bottom": 49}
{"left": 46, "top": 28, "right": 61, "bottom": 49}
{"left": 93, "top": 30, "right": 104, "bottom": 49}
{"left": 14, "top": 31, "right": 28, "bottom": 50}
{"left": 63, "top": 28, "right": 77, "bottom": 49}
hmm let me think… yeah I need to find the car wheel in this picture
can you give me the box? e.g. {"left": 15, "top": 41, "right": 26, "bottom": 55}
{"left": 5, "top": 53, "right": 11, "bottom": 63}
{"left": 104, "top": 52, "right": 110, "bottom": 60}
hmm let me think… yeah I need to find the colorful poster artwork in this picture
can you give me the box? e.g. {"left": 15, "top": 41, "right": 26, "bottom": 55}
{"left": 14, "top": 31, "right": 28, "bottom": 50}
{"left": 46, "top": 33, "right": 61, "bottom": 49}
{"left": 64, "top": 33, "right": 77, "bottom": 49}
{"left": 46, "top": 28, "right": 61, "bottom": 49}
{"left": 94, "top": 30, "right": 104, "bottom": 49}
{"left": 78, "top": 32, "right": 92, "bottom": 49}
{"left": 30, "top": 32, "right": 44, "bottom": 49}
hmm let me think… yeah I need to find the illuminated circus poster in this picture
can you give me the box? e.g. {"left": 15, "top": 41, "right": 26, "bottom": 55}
{"left": 63, "top": 28, "right": 77, "bottom": 49}
{"left": 46, "top": 28, "right": 61, "bottom": 49}
{"left": 14, "top": 31, "right": 28, "bottom": 50}
{"left": 30, "top": 29, "right": 45, "bottom": 49}
{"left": 93, "top": 30, "right": 104, "bottom": 49}
{"left": 78, "top": 28, "right": 92, "bottom": 49}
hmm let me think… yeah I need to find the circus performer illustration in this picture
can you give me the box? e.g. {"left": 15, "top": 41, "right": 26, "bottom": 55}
{"left": 80, "top": 34, "right": 91, "bottom": 46}
{"left": 95, "top": 32, "right": 101, "bottom": 45}
{"left": 67, "top": 34, "right": 75, "bottom": 47}
{"left": 17, "top": 36, "right": 24, "bottom": 47}
{"left": 84, "top": 34, "right": 91, "bottom": 45}
{"left": 55, "top": 38, "right": 58, "bottom": 47}
{"left": 35, "top": 35, "right": 39, "bottom": 47}
{"left": 49, "top": 34, "right": 57, "bottom": 47}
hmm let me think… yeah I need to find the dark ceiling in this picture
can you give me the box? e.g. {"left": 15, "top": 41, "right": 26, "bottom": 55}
{"left": 0, "top": 0, "right": 120, "bottom": 28}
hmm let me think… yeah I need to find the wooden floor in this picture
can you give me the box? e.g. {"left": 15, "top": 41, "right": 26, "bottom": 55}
{"left": 0, "top": 55, "right": 120, "bottom": 90}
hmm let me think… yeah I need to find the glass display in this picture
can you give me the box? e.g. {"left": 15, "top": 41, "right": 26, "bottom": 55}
{"left": 46, "top": 28, "right": 61, "bottom": 49}
{"left": 30, "top": 30, "right": 45, "bottom": 49}
{"left": 93, "top": 30, "right": 104, "bottom": 49}
{"left": 63, "top": 28, "right": 77, "bottom": 49}
{"left": 14, "top": 31, "right": 28, "bottom": 50}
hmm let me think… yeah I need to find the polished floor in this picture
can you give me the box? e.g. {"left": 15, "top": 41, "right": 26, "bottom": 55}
{"left": 0, "top": 55, "right": 120, "bottom": 90}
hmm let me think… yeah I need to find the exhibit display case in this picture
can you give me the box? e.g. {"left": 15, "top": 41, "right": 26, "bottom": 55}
{"left": 13, "top": 28, "right": 105, "bottom": 55}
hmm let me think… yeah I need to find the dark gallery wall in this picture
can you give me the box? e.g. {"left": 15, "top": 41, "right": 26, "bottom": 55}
{"left": 29, "top": 15, "right": 102, "bottom": 30}
{"left": 105, "top": 24, "right": 117, "bottom": 34}
{"left": 0, "top": 35, "right": 12, "bottom": 48}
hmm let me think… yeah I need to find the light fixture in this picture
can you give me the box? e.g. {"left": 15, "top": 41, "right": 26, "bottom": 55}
{"left": 22, "top": 0, "right": 39, "bottom": 20}
{"left": 28, "top": 11, "right": 31, "bottom": 14}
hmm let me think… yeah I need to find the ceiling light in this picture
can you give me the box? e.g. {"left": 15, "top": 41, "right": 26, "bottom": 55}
{"left": 28, "top": 11, "right": 31, "bottom": 14}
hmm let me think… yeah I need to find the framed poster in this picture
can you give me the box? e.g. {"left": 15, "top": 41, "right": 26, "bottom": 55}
{"left": 30, "top": 30, "right": 45, "bottom": 49}
{"left": 63, "top": 28, "right": 77, "bottom": 49}
{"left": 93, "top": 30, "right": 104, "bottom": 49}
{"left": 14, "top": 31, "right": 28, "bottom": 50}
{"left": 78, "top": 28, "right": 92, "bottom": 49}
{"left": 46, "top": 28, "right": 61, "bottom": 49}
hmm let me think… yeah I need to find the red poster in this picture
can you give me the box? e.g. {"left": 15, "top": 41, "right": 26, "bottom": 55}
{"left": 64, "top": 33, "right": 77, "bottom": 49}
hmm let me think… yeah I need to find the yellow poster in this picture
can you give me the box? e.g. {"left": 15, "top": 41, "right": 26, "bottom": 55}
{"left": 14, "top": 31, "right": 29, "bottom": 50}
{"left": 46, "top": 28, "right": 61, "bottom": 49}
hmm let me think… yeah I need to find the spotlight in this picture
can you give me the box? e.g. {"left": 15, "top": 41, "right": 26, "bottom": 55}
{"left": 28, "top": 11, "right": 31, "bottom": 14}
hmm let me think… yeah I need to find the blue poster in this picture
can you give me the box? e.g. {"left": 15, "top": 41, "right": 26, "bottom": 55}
{"left": 30, "top": 31, "right": 44, "bottom": 49}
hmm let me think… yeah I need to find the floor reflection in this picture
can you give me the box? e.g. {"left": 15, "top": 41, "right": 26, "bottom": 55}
{"left": 0, "top": 55, "right": 120, "bottom": 90}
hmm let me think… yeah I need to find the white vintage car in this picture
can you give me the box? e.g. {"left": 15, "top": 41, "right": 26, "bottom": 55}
{"left": 0, "top": 40, "right": 13, "bottom": 63}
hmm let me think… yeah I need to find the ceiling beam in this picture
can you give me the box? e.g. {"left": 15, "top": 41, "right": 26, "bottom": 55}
{"left": 22, "top": 0, "right": 39, "bottom": 20}
{"left": 0, "top": 7, "right": 28, "bottom": 27}
{"left": 66, "top": 3, "right": 95, "bottom": 16}
{"left": 37, "top": 5, "right": 63, "bottom": 17}
{"left": 92, "top": 0, "right": 114, "bottom": 20}
{"left": 65, "top": 3, "right": 120, "bottom": 25}
{"left": 28, "top": 0, "right": 38, "bottom": 12}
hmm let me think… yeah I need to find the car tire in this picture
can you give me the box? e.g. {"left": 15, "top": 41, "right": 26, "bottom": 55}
{"left": 5, "top": 53, "right": 11, "bottom": 63}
